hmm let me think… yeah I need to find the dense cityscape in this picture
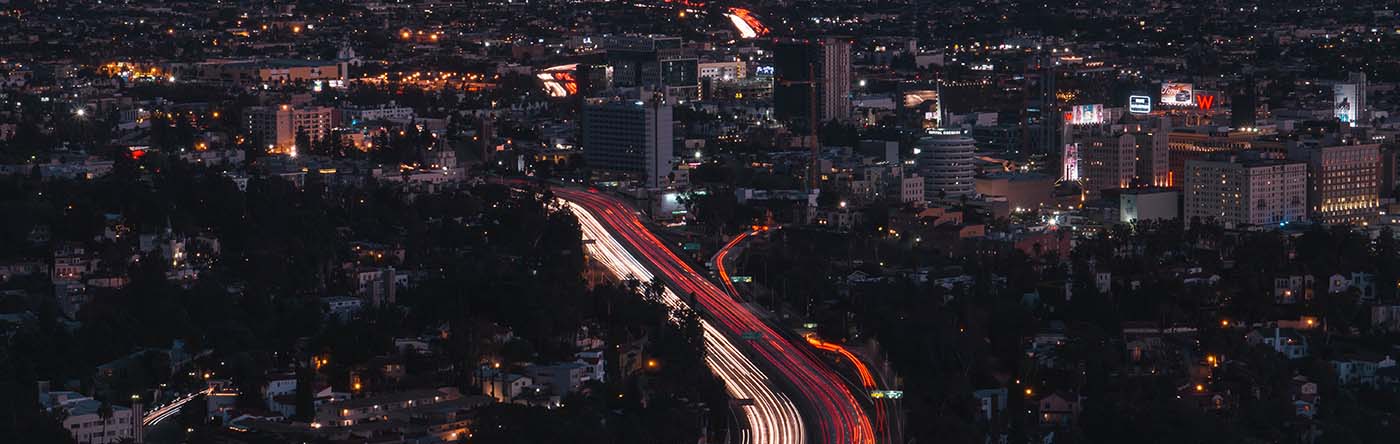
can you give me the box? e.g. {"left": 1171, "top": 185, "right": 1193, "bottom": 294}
{"left": 2, "top": 0, "right": 1400, "bottom": 443}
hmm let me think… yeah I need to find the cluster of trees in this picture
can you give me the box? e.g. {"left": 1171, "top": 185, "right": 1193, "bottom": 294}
{"left": 731, "top": 218, "right": 1400, "bottom": 443}
{"left": 0, "top": 151, "right": 730, "bottom": 442}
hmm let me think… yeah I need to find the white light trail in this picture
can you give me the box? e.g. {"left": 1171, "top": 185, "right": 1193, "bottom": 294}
{"left": 566, "top": 200, "right": 804, "bottom": 444}
{"left": 726, "top": 14, "right": 759, "bottom": 39}
{"left": 143, "top": 387, "right": 213, "bottom": 427}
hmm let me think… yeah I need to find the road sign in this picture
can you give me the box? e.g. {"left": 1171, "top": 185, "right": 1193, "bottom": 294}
{"left": 870, "top": 390, "right": 904, "bottom": 399}
{"left": 802, "top": 323, "right": 818, "bottom": 329}
{"left": 683, "top": 242, "right": 701, "bottom": 251}
{"left": 740, "top": 331, "right": 762, "bottom": 340}
{"left": 730, "top": 275, "right": 753, "bottom": 283}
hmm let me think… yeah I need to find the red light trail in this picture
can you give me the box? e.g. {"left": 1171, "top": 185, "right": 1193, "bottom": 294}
{"left": 557, "top": 188, "right": 874, "bottom": 444}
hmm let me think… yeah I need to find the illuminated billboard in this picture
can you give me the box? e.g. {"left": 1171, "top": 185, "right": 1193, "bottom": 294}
{"left": 725, "top": 8, "right": 769, "bottom": 39}
{"left": 1334, "top": 83, "right": 1359, "bottom": 125}
{"left": 1160, "top": 83, "right": 1194, "bottom": 107}
{"left": 1067, "top": 104, "right": 1104, "bottom": 125}
{"left": 902, "top": 90, "right": 939, "bottom": 109}
{"left": 1062, "top": 143, "right": 1080, "bottom": 181}
{"left": 1129, "top": 95, "right": 1152, "bottom": 114}
{"left": 903, "top": 90, "right": 940, "bottom": 128}
{"left": 536, "top": 64, "right": 579, "bottom": 98}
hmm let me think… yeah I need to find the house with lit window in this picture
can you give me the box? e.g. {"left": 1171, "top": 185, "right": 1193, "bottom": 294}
{"left": 1246, "top": 327, "right": 1309, "bottom": 359}
{"left": 312, "top": 387, "right": 461, "bottom": 428}
{"left": 1036, "top": 392, "right": 1081, "bottom": 426}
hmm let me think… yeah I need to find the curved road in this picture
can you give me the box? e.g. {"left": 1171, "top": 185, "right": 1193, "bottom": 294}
{"left": 556, "top": 188, "right": 874, "bottom": 444}
{"left": 713, "top": 231, "right": 900, "bottom": 444}
{"left": 563, "top": 196, "right": 803, "bottom": 444}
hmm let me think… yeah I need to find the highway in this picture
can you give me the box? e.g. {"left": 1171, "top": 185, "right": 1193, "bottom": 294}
{"left": 563, "top": 195, "right": 803, "bottom": 444}
{"left": 143, "top": 387, "right": 213, "bottom": 427}
{"left": 713, "top": 230, "right": 899, "bottom": 444}
{"left": 556, "top": 187, "right": 874, "bottom": 444}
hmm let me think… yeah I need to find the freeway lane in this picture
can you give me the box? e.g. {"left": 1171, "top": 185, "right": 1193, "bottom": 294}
{"left": 713, "top": 231, "right": 901, "bottom": 444}
{"left": 563, "top": 197, "right": 804, "bottom": 444}
{"left": 556, "top": 188, "right": 874, "bottom": 444}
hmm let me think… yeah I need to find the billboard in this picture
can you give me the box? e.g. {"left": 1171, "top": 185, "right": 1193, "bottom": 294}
{"left": 1160, "top": 83, "right": 1194, "bottom": 107}
{"left": 1334, "top": 83, "right": 1359, "bottom": 125}
{"left": 537, "top": 64, "right": 579, "bottom": 97}
{"left": 902, "top": 90, "right": 939, "bottom": 109}
{"left": 903, "top": 90, "right": 940, "bottom": 127}
{"left": 1068, "top": 104, "right": 1105, "bottom": 125}
{"left": 1129, "top": 95, "right": 1152, "bottom": 114}
{"left": 1062, "top": 143, "right": 1080, "bottom": 181}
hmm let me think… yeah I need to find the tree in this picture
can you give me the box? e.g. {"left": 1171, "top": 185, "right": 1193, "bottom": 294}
{"left": 97, "top": 400, "right": 113, "bottom": 442}
{"left": 294, "top": 365, "right": 314, "bottom": 421}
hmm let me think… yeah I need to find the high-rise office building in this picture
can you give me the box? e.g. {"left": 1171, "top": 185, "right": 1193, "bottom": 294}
{"left": 773, "top": 38, "right": 851, "bottom": 130}
{"left": 1290, "top": 142, "right": 1380, "bottom": 225}
{"left": 605, "top": 36, "right": 698, "bottom": 100}
{"left": 1077, "top": 133, "right": 1136, "bottom": 198}
{"left": 1128, "top": 119, "right": 1171, "bottom": 187}
{"left": 916, "top": 129, "right": 976, "bottom": 199}
{"left": 1183, "top": 154, "right": 1307, "bottom": 228}
{"left": 1231, "top": 76, "right": 1257, "bottom": 129}
{"left": 582, "top": 96, "right": 675, "bottom": 189}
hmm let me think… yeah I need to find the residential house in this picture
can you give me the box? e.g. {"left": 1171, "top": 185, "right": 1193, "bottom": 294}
{"left": 973, "top": 388, "right": 1007, "bottom": 423}
{"left": 313, "top": 387, "right": 462, "bottom": 428}
{"left": 524, "top": 362, "right": 588, "bottom": 398}
{"left": 1247, "top": 327, "right": 1309, "bottom": 359}
{"left": 479, "top": 368, "right": 533, "bottom": 402}
{"left": 322, "top": 296, "right": 363, "bottom": 321}
{"left": 1037, "top": 392, "right": 1081, "bottom": 426}
{"left": 1372, "top": 304, "right": 1400, "bottom": 333}
{"left": 1332, "top": 355, "right": 1397, "bottom": 387}
{"left": 575, "top": 350, "right": 606, "bottom": 384}
{"left": 1274, "top": 275, "right": 1315, "bottom": 304}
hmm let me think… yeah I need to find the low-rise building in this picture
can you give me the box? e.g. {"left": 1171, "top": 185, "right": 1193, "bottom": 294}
{"left": 39, "top": 386, "right": 137, "bottom": 444}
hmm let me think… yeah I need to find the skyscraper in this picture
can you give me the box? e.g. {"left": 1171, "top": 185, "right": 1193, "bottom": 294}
{"left": 582, "top": 95, "right": 675, "bottom": 189}
{"left": 1130, "top": 120, "right": 1171, "bottom": 187}
{"left": 605, "top": 36, "right": 698, "bottom": 100}
{"left": 773, "top": 37, "right": 851, "bottom": 130}
{"left": 916, "top": 129, "right": 976, "bottom": 199}
{"left": 1076, "top": 133, "right": 1136, "bottom": 198}
{"left": 1231, "top": 76, "right": 1257, "bottom": 129}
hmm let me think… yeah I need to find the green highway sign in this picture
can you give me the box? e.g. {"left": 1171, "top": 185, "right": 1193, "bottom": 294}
{"left": 740, "top": 331, "right": 762, "bottom": 340}
{"left": 730, "top": 275, "right": 753, "bottom": 283}
{"left": 683, "top": 242, "right": 701, "bottom": 251}
{"left": 870, "top": 390, "right": 904, "bottom": 399}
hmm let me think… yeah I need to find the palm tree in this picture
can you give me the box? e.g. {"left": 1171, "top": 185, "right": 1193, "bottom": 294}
{"left": 97, "top": 400, "right": 113, "bottom": 444}
{"left": 50, "top": 405, "right": 71, "bottom": 431}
